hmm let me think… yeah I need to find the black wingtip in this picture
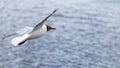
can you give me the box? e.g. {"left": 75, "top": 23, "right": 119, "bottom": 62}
{"left": 53, "top": 8, "right": 59, "bottom": 13}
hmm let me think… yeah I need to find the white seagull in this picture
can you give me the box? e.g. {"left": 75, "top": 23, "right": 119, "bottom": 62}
{"left": 3, "top": 9, "right": 57, "bottom": 46}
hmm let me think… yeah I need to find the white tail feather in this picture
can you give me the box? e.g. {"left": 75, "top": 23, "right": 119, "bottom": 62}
{"left": 11, "top": 34, "right": 29, "bottom": 46}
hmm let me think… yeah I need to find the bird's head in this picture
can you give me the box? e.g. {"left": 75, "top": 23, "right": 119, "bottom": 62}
{"left": 46, "top": 25, "right": 56, "bottom": 31}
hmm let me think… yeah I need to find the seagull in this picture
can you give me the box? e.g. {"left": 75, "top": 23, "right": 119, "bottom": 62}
{"left": 3, "top": 9, "right": 57, "bottom": 46}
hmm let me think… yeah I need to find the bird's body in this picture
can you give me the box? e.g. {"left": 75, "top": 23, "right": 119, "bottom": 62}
{"left": 11, "top": 25, "right": 48, "bottom": 45}
{"left": 28, "top": 25, "right": 47, "bottom": 40}
{"left": 3, "top": 9, "right": 57, "bottom": 46}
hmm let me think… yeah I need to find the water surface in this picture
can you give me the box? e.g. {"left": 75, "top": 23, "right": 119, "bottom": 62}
{"left": 0, "top": 0, "right": 120, "bottom": 68}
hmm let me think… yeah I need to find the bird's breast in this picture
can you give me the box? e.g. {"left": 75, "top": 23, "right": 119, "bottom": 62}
{"left": 28, "top": 25, "right": 47, "bottom": 40}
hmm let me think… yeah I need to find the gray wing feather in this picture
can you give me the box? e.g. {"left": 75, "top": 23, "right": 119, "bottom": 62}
{"left": 15, "top": 26, "right": 33, "bottom": 34}
{"left": 2, "top": 26, "right": 33, "bottom": 40}
{"left": 2, "top": 33, "right": 17, "bottom": 40}
{"left": 31, "top": 9, "right": 58, "bottom": 32}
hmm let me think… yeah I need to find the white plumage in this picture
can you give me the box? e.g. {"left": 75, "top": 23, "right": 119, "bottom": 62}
{"left": 11, "top": 34, "right": 30, "bottom": 46}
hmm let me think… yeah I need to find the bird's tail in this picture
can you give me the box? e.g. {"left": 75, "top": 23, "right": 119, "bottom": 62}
{"left": 11, "top": 34, "right": 29, "bottom": 46}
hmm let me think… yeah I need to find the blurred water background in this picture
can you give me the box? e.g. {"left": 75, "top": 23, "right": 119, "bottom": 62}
{"left": 0, "top": 0, "right": 120, "bottom": 68}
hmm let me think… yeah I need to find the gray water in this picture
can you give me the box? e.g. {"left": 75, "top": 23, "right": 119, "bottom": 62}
{"left": 0, "top": 0, "right": 120, "bottom": 68}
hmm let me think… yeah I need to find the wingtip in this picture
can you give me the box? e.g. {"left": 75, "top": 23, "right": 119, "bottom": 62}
{"left": 53, "top": 8, "right": 59, "bottom": 13}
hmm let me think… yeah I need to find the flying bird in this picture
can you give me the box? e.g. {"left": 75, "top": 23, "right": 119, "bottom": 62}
{"left": 3, "top": 9, "right": 57, "bottom": 46}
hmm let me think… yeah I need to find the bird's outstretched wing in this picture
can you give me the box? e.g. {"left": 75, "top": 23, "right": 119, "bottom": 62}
{"left": 2, "top": 26, "right": 33, "bottom": 40}
{"left": 15, "top": 26, "right": 33, "bottom": 34}
{"left": 31, "top": 9, "right": 58, "bottom": 33}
